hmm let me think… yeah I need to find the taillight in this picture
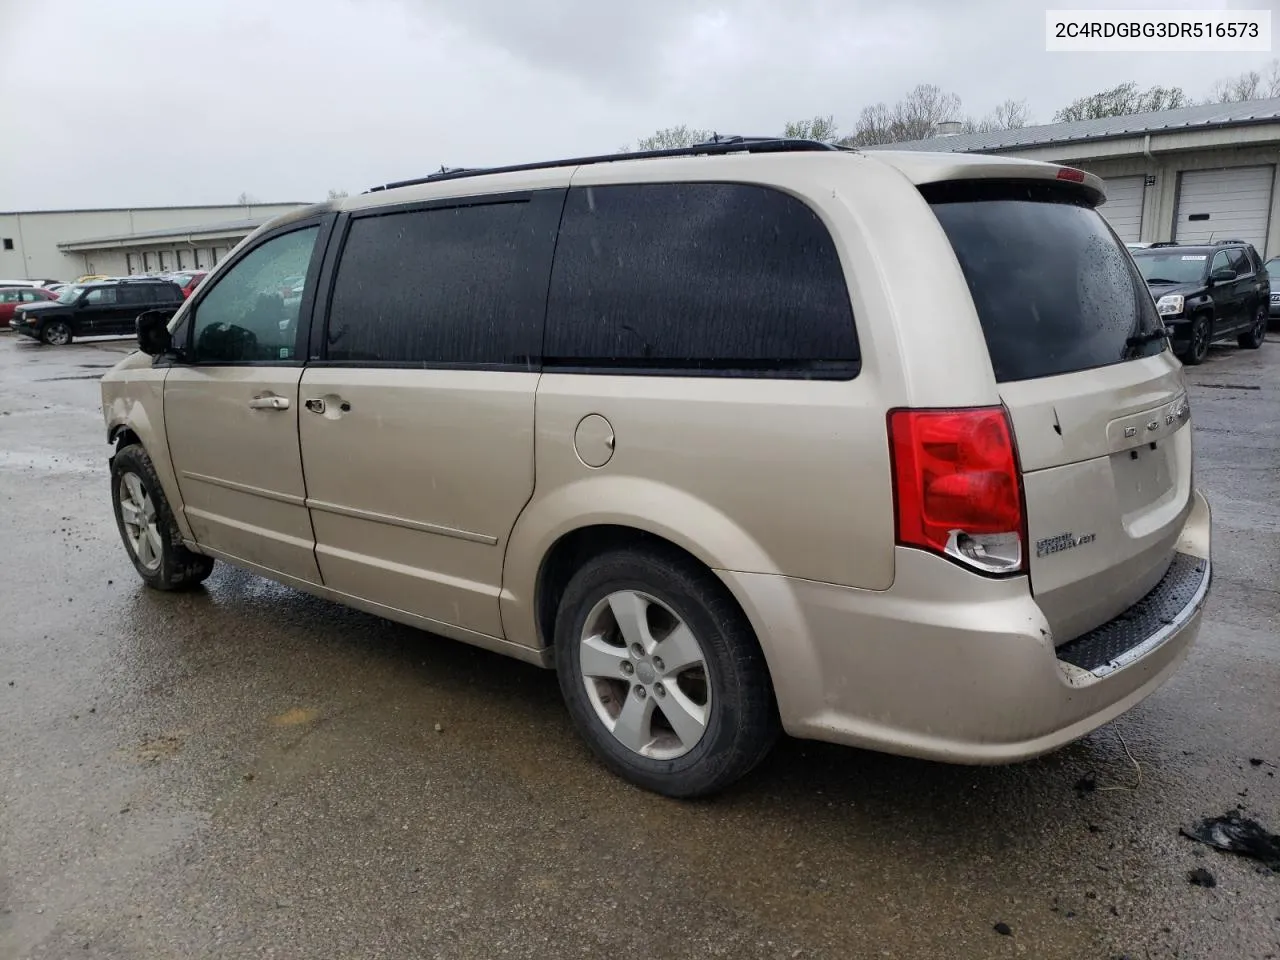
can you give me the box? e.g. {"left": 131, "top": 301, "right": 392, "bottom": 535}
{"left": 888, "top": 406, "right": 1026, "bottom": 576}
{"left": 1056, "top": 166, "right": 1086, "bottom": 183}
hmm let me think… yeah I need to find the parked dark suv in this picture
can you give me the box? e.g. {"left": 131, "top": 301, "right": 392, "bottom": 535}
{"left": 1130, "top": 241, "right": 1270, "bottom": 365}
{"left": 11, "top": 278, "right": 185, "bottom": 346}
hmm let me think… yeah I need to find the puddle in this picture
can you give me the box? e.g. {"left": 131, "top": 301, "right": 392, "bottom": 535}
{"left": 271, "top": 707, "right": 319, "bottom": 727}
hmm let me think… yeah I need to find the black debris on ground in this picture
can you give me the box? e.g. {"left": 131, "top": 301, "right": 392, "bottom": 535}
{"left": 1188, "top": 867, "right": 1217, "bottom": 888}
{"left": 1249, "top": 758, "right": 1265, "bottom": 767}
{"left": 1181, "top": 811, "right": 1280, "bottom": 872}
{"left": 993, "top": 922, "right": 1013, "bottom": 936}
{"left": 1074, "top": 773, "right": 1097, "bottom": 796}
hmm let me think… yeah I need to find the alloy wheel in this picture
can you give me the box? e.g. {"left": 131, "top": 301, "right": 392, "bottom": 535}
{"left": 578, "top": 590, "right": 712, "bottom": 760}
{"left": 118, "top": 472, "right": 163, "bottom": 572}
{"left": 1192, "top": 317, "right": 1210, "bottom": 362}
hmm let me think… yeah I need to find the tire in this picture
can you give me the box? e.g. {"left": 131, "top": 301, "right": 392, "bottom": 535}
{"left": 1181, "top": 314, "right": 1211, "bottom": 365}
{"left": 110, "top": 443, "right": 215, "bottom": 590}
{"left": 40, "top": 320, "right": 72, "bottom": 346}
{"left": 1238, "top": 306, "right": 1267, "bottom": 349}
{"left": 553, "top": 545, "right": 779, "bottom": 798}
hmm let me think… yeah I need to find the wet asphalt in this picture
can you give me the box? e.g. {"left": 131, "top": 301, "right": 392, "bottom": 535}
{"left": 0, "top": 330, "right": 1276, "bottom": 960}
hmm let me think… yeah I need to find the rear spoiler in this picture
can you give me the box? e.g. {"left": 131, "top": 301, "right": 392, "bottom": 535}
{"left": 865, "top": 151, "right": 1106, "bottom": 206}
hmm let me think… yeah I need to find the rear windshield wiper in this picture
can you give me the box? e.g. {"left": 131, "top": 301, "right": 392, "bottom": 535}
{"left": 1144, "top": 278, "right": 1180, "bottom": 284}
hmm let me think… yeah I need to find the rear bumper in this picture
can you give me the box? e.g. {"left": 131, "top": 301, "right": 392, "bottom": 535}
{"left": 719, "top": 488, "right": 1212, "bottom": 764}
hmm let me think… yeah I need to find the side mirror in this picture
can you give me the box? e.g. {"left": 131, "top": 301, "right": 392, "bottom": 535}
{"left": 136, "top": 310, "right": 173, "bottom": 357}
{"left": 1210, "top": 267, "right": 1236, "bottom": 284}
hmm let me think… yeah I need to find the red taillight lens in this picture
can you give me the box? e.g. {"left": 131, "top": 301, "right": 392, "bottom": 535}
{"left": 888, "top": 407, "right": 1026, "bottom": 574}
{"left": 1056, "top": 166, "right": 1086, "bottom": 183}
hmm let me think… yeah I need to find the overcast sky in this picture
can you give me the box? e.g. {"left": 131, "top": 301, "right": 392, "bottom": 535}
{"left": 1, "top": 0, "right": 1277, "bottom": 209}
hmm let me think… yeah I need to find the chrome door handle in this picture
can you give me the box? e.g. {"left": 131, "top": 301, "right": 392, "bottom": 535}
{"left": 304, "top": 398, "right": 326, "bottom": 414}
{"left": 248, "top": 395, "right": 290, "bottom": 410}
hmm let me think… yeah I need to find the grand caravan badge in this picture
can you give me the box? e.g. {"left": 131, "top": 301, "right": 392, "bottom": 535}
{"left": 1035, "top": 531, "right": 1097, "bottom": 558}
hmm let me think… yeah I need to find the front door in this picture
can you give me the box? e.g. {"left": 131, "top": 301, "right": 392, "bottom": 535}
{"left": 297, "top": 194, "right": 559, "bottom": 637}
{"left": 163, "top": 221, "right": 327, "bottom": 584}
{"left": 76, "top": 286, "right": 125, "bottom": 336}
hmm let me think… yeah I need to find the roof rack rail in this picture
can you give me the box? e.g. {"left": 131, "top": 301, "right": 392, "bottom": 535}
{"left": 1148, "top": 241, "right": 1181, "bottom": 247}
{"left": 366, "top": 136, "right": 850, "bottom": 193}
{"left": 1210, "top": 238, "right": 1248, "bottom": 245}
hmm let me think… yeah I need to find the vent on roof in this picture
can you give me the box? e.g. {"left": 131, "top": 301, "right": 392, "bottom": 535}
{"left": 934, "top": 120, "right": 964, "bottom": 137}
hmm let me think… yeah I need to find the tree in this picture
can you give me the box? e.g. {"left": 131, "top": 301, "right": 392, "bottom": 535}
{"left": 326, "top": 188, "right": 349, "bottom": 200}
{"left": 783, "top": 114, "right": 839, "bottom": 143}
{"left": 1207, "top": 59, "right": 1280, "bottom": 102}
{"left": 891, "top": 84, "right": 963, "bottom": 142}
{"left": 843, "top": 84, "right": 963, "bottom": 146}
{"left": 1053, "top": 82, "right": 1190, "bottom": 121}
{"left": 989, "top": 98, "right": 1031, "bottom": 130}
{"left": 960, "top": 99, "right": 1033, "bottom": 135}
{"left": 236, "top": 191, "right": 257, "bottom": 206}
{"left": 620, "top": 125, "right": 714, "bottom": 153}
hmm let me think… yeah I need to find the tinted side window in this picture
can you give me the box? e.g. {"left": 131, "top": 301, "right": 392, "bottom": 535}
{"left": 151, "top": 283, "right": 182, "bottom": 302}
{"left": 84, "top": 287, "right": 118, "bottom": 305}
{"left": 1210, "top": 250, "right": 1232, "bottom": 276}
{"left": 118, "top": 286, "right": 150, "bottom": 306}
{"left": 326, "top": 201, "right": 541, "bottom": 365}
{"left": 544, "top": 183, "right": 858, "bottom": 377}
{"left": 191, "top": 226, "right": 318, "bottom": 363}
{"left": 1227, "top": 249, "right": 1250, "bottom": 276}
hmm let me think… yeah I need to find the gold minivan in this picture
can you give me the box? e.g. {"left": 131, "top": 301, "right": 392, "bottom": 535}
{"left": 101, "top": 140, "right": 1212, "bottom": 796}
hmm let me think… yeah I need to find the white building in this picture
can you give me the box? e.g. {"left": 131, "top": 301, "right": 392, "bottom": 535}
{"left": 867, "top": 98, "right": 1280, "bottom": 257}
{"left": 0, "top": 203, "right": 308, "bottom": 282}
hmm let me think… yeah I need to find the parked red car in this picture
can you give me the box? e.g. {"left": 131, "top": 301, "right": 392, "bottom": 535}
{"left": 0, "top": 286, "right": 59, "bottom": 326}
{"left": 166, "top": 271, "right": 208, "bottom": 299}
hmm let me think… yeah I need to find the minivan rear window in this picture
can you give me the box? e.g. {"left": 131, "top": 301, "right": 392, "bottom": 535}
{"left": 924, "top": 181, "right": 1165, "bottom": 383}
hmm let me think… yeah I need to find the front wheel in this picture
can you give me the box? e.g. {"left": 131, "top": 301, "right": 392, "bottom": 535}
{"left": 1181, "top": 314, "right": 1211, "bottom": 365}
{"left": 111, "top": 444, "right": 215, "bottom": 590}
{"left": 553, "top": 545, "right": 778, "bottom": 798}
{"left": 40, "top": 320, "right": 72, "bottom": 346}
{"left": 1239, "top": 306, "right": 1267, "bottom": 349}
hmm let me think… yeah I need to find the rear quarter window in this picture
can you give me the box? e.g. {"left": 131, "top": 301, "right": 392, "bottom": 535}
{"left": 924, "top": 181, "right": 1164, "bottom": 383}
{"left": 543, "top": 182, "right": 858, "bottom": 378}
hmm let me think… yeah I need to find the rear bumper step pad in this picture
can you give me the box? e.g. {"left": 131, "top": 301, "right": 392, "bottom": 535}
{"left": 1055, "top": 552, "right": 1210, "bottom": 677}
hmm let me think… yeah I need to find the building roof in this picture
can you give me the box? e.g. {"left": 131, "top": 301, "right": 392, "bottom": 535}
{"left": 57, "top": 217, "right": 270, "bottom": 251}
{"left": 864, "top": 97, "right": 1280, "bottom": 154}
{"left": 1, "top": 202, "right": 308, "bottom": 216}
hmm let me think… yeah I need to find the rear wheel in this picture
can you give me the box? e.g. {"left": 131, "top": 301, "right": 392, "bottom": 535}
{"left": 1238, "top": 306, "right": 1267, "bottom": 349}
{"left": 111, "top": 444, "right": 215, "bottom": 590}
{"left": 1182, "top": 314, "right": 1211, "bottom": 365}
{"left": 553, "top": 545, "right": 778, "bottom": 798}
{"left": 40, "top": 320, "right": 72, "bottom": 346}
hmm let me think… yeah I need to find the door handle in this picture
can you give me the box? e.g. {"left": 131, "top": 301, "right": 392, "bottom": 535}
{"left": 248, "top": 395, "right": 290, "bottom": 410}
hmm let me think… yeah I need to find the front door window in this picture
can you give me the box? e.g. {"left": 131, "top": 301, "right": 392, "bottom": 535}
{"left": 188, "top": 227, "right": 318, "bottom": 363}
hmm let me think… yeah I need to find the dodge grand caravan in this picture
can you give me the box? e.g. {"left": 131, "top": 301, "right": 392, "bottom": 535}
{"left": 100, "top": 139, "right": 1212, "bottom": 797}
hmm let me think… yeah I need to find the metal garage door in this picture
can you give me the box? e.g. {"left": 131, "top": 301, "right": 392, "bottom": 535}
{"left": 1174, "top": 165, "right": 1274, "bottom": 252}
{"left": 1099, "top": 175, "right": 1145, "bottom": 242}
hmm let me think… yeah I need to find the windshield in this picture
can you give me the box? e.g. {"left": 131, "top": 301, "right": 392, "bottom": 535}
{"left": 1266, "top": 258, "right": 1280, "bottom": 275}
{"left": 57, "top": 285, "right": 86, "bottom": 303}
{"left": 1132, "top": 251, "right": 1209, "bottom": 285}
{"left": 925, "top": 181, "right": 1164, "bottom": 383}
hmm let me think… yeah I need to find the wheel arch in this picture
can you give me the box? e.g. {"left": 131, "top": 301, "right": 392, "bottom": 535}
{"left": 103, "top": 381, "right": 195, "bottom": 542}
{"left": 501, "top": 477, "right": 783, "bottom": 654}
